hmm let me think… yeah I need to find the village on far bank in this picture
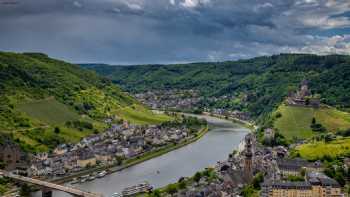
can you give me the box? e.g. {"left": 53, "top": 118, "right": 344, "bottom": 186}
{"left": 0, "top": 80, "right": 349, "bottom": 197}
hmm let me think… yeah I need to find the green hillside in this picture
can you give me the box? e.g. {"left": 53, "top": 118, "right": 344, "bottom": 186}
{"left": 18, "top": 98, "right": 80, "bottom": 125}
{"left": 0, "top": 52, "right": 170, "bottom": 152}
{"left": 83, "top": 54, "right": 350, "bottom": 120}
{"left": 274, "top": 105, "right": 350, "bottom": 140}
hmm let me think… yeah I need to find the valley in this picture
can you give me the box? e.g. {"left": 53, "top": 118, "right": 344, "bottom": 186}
{"left": 1, "top": 52, "right": 350, "bottom": 197}
{"left": 2, "top": 1, "right": 350, "bottom": 197}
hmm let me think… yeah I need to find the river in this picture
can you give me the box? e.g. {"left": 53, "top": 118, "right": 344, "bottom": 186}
{"left": 32, "top": 114, "right": 249, "bottom": 197}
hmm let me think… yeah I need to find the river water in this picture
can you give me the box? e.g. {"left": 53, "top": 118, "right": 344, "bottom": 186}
{"left": 32, "top": 114, "right": 249, "bottom": 197}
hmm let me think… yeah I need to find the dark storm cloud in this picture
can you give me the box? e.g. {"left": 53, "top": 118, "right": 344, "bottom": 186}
{"left": 0, "top": 0, "right": 349, "bottom": 64}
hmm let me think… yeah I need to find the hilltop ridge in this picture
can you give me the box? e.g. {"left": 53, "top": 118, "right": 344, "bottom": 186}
{"left": 82, "top": 54, "right": 350, "bottom": 121}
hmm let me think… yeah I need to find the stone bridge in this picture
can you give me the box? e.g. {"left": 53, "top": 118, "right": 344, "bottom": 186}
{"left": 0, "top": 171, "right": 103, "bottom": 197}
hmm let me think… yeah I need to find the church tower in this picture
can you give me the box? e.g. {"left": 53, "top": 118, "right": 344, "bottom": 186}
{"left": 244, "top": 134, "right": 254, "bottom": 181}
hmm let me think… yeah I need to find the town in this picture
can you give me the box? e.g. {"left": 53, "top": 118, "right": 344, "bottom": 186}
{"left": 134, "top": 89, "right": 203, "bottom": 111}
{"left": 0, "top": 115, "right": 207, "bottom": 182}
{"left": 135, "top": 89, "right": 252, "bottom": 123}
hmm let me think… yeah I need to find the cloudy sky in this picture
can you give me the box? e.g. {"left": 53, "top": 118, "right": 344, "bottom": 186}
{"left": 0, "top": 0, "right": 350, "bottom": 64}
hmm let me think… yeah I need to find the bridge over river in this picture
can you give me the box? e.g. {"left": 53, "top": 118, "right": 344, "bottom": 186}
{"left": 0, "top": 170, "right": 103, "bottom": 197}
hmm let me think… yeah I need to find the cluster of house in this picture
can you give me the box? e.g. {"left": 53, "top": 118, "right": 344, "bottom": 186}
{"left": 25, "top": 121, "right": 192, "bottom": 177}
{"left": 205, "top": 108, "right": 251, "bottom": 121}
{"left": 134, "top": 89, "right": 202, "bottom": 110}
{"left": 175, "top": 176, "right": 236, "bottom": 197}
{"left": 286, "top": 80, "right": 320, "bottom": 108}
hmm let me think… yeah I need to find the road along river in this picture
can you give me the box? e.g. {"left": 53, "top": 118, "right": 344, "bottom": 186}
{"left": 32, "top": 114, "right": 249, "bottom": 197}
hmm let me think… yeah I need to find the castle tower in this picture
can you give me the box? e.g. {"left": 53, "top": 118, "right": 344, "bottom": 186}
{"left": 299, "top": 79, "right": 311, "bottom": 98}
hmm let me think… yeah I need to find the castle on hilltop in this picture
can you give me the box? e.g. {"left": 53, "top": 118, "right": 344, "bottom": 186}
{"left": 286, "top": 80, "right": 320, "bottom": 108}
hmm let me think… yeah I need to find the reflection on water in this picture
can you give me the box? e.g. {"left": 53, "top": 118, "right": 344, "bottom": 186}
{"left": 32, "top": 114, "right": 249, "bottom": 197}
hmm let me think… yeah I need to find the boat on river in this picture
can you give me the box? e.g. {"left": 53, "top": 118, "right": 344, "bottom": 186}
{"left": 97, "top": 170, "right": 107, "bottom": 178}
{"left": 121, "top": 182, "right": 153, "bottom": 196}
{"left": 88, "top": 175, "right": 96, "bottom": 181}
{"left": 111, "top": 192, "right": 122, "bottom": 197}
{"left": 71, "top": 178, "right": 79, "bottom": 184}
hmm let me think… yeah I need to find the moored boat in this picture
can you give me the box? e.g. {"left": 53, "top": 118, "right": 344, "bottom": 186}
{"left": 121, "top": 182, "right": 153, "bottom": 196}
{"left": 97, "top": 170, "right": 107, "bottom": 178}
{"left": 80, "top": 178, "right": 87, "bottom": 183}
{"left": 88, "top": 175, "right": 96, "bottom": 181}
{"left": 111, "top": 192, "right": 122, "bottom": 197}
{"left": 71, "top": 178, "right": 79, "bottom": 184}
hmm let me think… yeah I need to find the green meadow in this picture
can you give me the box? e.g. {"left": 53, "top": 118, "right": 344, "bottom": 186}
{"left": 116, "top": 105, "right": 172, "bottom": 125}
{"left": 274, "top": 105, "right": 350, "bottom": 140}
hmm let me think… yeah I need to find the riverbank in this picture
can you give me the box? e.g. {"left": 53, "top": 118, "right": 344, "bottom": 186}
{"left": 31, "top": 114, "right": 250, "bottom": 197}
{"left": 51, "top": 126, "right": 209, "bottom": 184}
{"left": 202, "top": 112, "right": 256, "bottom": 131}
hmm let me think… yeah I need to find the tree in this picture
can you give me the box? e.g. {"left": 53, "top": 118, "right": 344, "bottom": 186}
{"left": 165, "top": 184, "right": 178, "bottom": 195}
{"left": 252, "top": 173, "right": 264, "bottom": 189}
{"left": 178, "top": 180, "right": 186, "bottom": 189}
{"left": 19, "top": 184, "right": 31, "bottom": 197}
{"left": 334, "top": 173, "right": 345, "bottom": 187}
{"left": 241, "top": 185, "right": 256, "bottom": 197}
{"left": 312, "top": 117, "right": 316, "bottom": 125}
{"left": 193, "top": 172, "right": 202, "bottom": 182}
{"left": 54, "top": 127, "right": 60, "bottom": 134}
{"left": 275, "top": 112, "right": 282, "bottom": 118}
{"left": 287, "top": 175, "right": 304, "bottom": 182}
{"left": 115, "top": 156, "right": 124, "bottom": 165}
{"left": 149, "top": 189, "right": 161, "bottom": 197}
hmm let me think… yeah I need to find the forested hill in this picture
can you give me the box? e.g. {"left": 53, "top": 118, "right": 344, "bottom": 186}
{"left": 0, "top": 52, "right": 169, "bottom": 152}
{"left": 82, "top": 54, "right": 350, "bottom": 119}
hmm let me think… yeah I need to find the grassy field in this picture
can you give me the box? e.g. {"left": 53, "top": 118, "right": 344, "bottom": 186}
{"left": 18, "top": 97, "right": 80, "bottom": 124}
{"left": 74, "top": 88, "right": 172, "bottom": 124}
{"left": 296, "top": 137, "right": 350, "bottom": 161}
{"left": 116, "top": 105, "right": 172, "bottom": 125}
{"left": 274, "top": 105, "right": 350, "bottom": 140}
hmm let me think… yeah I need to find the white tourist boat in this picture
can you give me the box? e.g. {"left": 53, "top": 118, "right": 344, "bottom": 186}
{"left": 111, "top": 192, "right": 122, "bottom": 197}
{"left": 121, "top": 182, "right": 153, "bottom": 196}
{"left": 97, "top": 170, "right": 108, "bottom": 178}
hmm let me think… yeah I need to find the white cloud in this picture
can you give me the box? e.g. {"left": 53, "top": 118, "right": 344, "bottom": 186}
{"left": 295, "top": 35, "right": 350, "bottom": 55}
{"left": 285, "top": 0, "right": 350, "bottom": 30}
{"left": 300, "top": 16, "right": 350, "bottom": 29}
{"left": 125, "top": 2, "right": 143, "bottom": 10}
{"left": 254, "top": 2, "right": 273, "bottom": 12}
{"left": 112, "top": 8, "right": 121, "bottom": 13}
{"left": 180, "top": 0, "right": 210, "bottom": 8}
{"left": 170, "top": 0, "right": 175, "bottom": 5}
{"left": 73, "top": 1, "right": 82, "bottom": 8}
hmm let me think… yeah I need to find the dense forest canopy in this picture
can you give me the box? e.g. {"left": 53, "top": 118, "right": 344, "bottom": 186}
{"left": 83, "top": 54, "right": 350, "bottom": 119}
